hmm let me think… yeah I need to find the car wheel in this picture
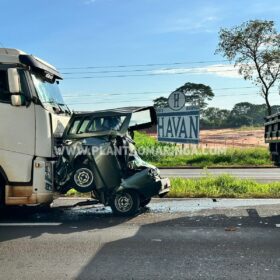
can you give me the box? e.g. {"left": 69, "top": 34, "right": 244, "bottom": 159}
{"left": 72, "top": 164, "right": 95, "bottom": 193}
{"left": 140, "top": 198, "right": 151, "bottom": 207}
{"left": 110, "top": 190, "right": 140, "bottom": 216}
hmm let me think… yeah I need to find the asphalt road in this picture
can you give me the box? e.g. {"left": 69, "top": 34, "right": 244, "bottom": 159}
{"left": 0, "top": 198, "right": 280, "bottom": 280}
{"left": 160, "top": 168, "right": 280, "bottom": 182}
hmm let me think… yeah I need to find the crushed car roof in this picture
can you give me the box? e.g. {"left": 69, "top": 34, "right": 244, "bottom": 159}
{"left": 64, "top": 106, "right": 157, "bottom": 138}
{"left": 73, "top": 106, "right": 153, "bottom": 116}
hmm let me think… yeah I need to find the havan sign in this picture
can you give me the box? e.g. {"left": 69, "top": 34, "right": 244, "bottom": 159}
{"left": 157, "top": 91, "right": 200, "bottom": 144}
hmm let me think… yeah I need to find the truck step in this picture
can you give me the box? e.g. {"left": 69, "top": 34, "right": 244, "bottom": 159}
{"left": 5, "top": 196, "right": 36, "bottom": 205}
{"left": 5, "top": 186, "right": 36, "bottom": 205}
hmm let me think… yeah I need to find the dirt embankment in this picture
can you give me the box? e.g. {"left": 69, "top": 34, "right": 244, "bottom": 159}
{"left": 199, "top": 128, "right": 266, "bottom": 148}
{"left": 147, "top": 128, "right": 266, "bottom": 148}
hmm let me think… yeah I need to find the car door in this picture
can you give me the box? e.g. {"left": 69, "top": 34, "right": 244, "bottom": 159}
{"left": 128, "top": 107, "right": 157, "bottom": 131}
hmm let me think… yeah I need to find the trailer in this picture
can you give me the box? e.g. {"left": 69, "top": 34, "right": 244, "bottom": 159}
{"left": 264, "top": 111, "right": 280, "bottom": 166}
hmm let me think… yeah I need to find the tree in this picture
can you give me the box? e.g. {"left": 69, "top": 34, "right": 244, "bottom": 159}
{"left": 201, "top": 107, "right": 230, "bottom": 128}
{"left": 230, "top": 102, "right": 253, "bottom": 116}
{"left": 271, "top": 105, "right": 280, "bottom": 114}
{"left": 201, "top": 102, "right": 278, "bottom": 129}
{"left": 175, "top": 82, "right": 214, "bottom": 110}
{"left": 228, "top": 102, "right": 254, "bottom": 127}
{"left": 153, "top": 83, "right": 214, "bottom": 110}
{"left": 216, "top": 20, "right": 280, "bottom": 115}
{"left": 153, "top": 96, "right": 168, "bottom": 109}
{"left": 227, "top": 102, "right": 268, "bottom": 127}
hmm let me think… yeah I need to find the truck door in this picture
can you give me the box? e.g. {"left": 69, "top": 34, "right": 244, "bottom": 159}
{"left": 0, "top": 68, "right": 35, "bottom": 183}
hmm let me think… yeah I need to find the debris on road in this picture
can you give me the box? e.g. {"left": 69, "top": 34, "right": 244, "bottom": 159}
{"left": 225, "top": 226, "right": 237, "bottom": 232}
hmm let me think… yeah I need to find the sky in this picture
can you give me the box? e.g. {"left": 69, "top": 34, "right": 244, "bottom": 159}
{"left": 0, "top": 0, "right": 279, "bottom": 111}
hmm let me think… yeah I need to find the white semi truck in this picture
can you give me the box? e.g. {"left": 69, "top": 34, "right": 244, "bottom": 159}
{"left": 0, "top": 48, "right": 70, "bottom": 207}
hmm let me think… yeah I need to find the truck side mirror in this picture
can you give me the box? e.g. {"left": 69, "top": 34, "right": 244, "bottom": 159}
{"left": 11, "top": 95, "right": 26, "bottom": 106}
{"left": 7, "top": 68, "right": 20, "bottom": 94}
{"left": 8, "top": 68, "right": 26, "bottom": 106}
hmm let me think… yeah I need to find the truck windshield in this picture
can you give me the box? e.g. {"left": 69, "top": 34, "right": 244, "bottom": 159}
{"left": 31, "top": 74, "right": 65, "bottom": 106}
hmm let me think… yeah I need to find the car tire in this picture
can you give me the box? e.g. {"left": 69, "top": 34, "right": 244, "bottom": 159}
{"left": 71, "top": 164, "right": 95, "bottom": 193}
{"left": 140, "top": 198, "right": 151, "bottom": 207}
{"left": 110, "top": 190, "right": 140, "bottom": 216}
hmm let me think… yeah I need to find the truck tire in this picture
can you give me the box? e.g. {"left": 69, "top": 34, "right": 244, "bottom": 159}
{"left": 110, "top": 190, "right": 140, "bottom": 216}
{"left": 0, "top": 180, "right": 5, "bottom": 209}
{"left": 275, "top": 155, "right": 280, "bottom": 167}
{"left": 71, "top": 163, "right": 95, "bottom": 193}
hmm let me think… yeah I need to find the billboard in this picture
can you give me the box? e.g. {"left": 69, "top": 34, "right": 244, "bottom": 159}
{"left": 157, "top": 92, "right": 200, "bottom": 144}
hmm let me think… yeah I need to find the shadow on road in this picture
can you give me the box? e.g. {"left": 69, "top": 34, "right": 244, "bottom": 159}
{"left": 76, "top": 208, "right": 280, "bottom": 279}
{"left": 0, "top": 202, "right": 279, "bottom": 235}
{"left": 0, "top": 203, "right": 279, "bottom": 279}
{"left": 0, "top": 203, "right": 135, "bottom": 242}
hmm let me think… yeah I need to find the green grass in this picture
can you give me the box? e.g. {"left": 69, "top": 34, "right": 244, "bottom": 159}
{"left": 169, "top": 174, "right": 280, "bottom": 198}
{"left": 134, "top": 131, "right": 272, "bottom": 167}
{"left": 66, "top": 174, "right": 280, "bottom": 198}
{"left": 151, "top": 148, "right": 271, "bottom": 167}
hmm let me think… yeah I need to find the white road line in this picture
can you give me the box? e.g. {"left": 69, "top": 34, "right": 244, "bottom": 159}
{"left": 161, "top": 171, "right": 279, "bottom": 174}
{"left": 164, "top": 175, "right": 279, "bottom": 178}
{"left": 163, "top": 173, "right": 279, "bottom": 175}
{"left": 0, "top": 223, "right": 62, "bottom": 226}
{"left": 169, "top": 175, "right": 280, "bottom": 177}
{"left": 276, "top": 224, "right": 280, "bottom": 228}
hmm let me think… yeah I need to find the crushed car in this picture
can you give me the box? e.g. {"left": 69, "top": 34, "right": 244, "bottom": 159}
{"left": 55, "top": 106, "right": 170, "bottom": 215}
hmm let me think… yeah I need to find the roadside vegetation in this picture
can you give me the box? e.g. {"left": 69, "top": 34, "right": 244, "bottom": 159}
{"left": 169, "top": 175, "right": 280, "bottom": 198}
{"left": 134, "top": 132, "right": 272, "bottom": 167}
{"left": 66, "top": 174, "right": 280, "bottom": 198}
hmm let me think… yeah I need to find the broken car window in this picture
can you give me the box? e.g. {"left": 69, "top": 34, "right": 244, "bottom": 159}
{"left": 87, "top": 116, "right": 126, "bottom": 132}
{"left": 68, "top": 115, "right": 127, "bottom": 135}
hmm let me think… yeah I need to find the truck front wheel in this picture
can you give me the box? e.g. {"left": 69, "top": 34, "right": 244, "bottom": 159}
{"left": 110, "top": 190, "right": 140, "bottom": 216}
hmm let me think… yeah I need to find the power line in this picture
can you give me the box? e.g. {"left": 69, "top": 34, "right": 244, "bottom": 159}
{"left": 67, "top": 92, "right": 280, "bottom": 106}
{"left": 64, "top": 91, "right": 169, "bottom": 98}
{"left": 59, "top": 59, "right": 229, "bottom": 70}
{"left": 63, "top": 86, "right": 262, "bottom": 98}
{"left": 64, "top": 68, "right": 241, "bottom": 80}
{"left": 61, "top": 64, "right": 234, "bottom": 75}
{"left": 60, "top": 62, "right": 279, "bottom": 79}
{"left": 68, "top": 99, "right": 152, "bottom": 105}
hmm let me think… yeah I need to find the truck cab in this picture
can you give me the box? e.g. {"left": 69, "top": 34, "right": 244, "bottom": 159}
{"left": 0, "top": 48, "right": 70, "bottom": 207}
